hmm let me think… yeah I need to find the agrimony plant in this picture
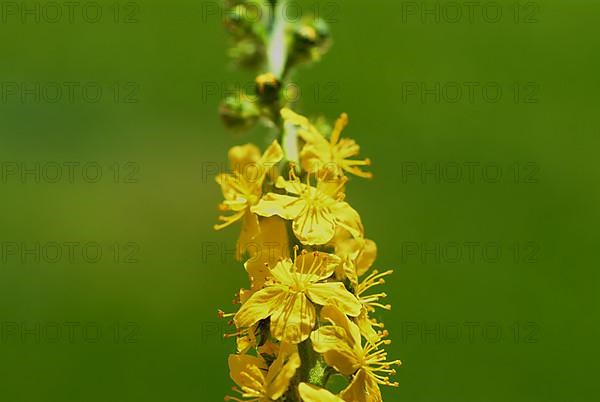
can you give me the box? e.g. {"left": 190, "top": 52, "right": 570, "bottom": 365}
{"left": 214, "top": 1, "right": 400, "bottom": 401}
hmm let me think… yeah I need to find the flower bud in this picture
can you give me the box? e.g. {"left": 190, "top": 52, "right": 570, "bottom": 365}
{"left": 289, "top": 19, "right": 332, "bottom": 66}
{"left": 224, "top": 4, "right": 260, "bottom": 37}
{"left": 228, "top": 39, "right": 265, "bottom": 69}
{"left": 219, "top": 94, "right": 261, "bottom": 132}
{"left": 255, "top": 72, "right": 281, "bottom": 104}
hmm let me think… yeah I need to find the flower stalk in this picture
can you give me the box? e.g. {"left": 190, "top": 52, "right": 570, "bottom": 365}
{"left": 214, "top": 1, "right": 400, "bottom": 401}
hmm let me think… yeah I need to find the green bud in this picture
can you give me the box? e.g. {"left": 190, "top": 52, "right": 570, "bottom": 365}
{"left": 298, "top": 20, "right": 330, "bottom": 47}
{"left": 255, "top": 72, "right": 281, "bottom": 104}
{"left": 225, "top": 4, "right": 259, "bottom": 37}
{"left": 288, "top": 19, "right": 332, "bottom": 68}
{"left": 219, "top": 94, "right": 261, "bottom": 133}
{"left": 228, "top": 39, "right": 265, "bottom": 69}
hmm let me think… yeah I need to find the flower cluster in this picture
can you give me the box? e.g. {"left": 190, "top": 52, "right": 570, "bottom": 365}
{"left": 216, "top": 110, "right": 400, "bottom": 401}
{"left": 214, "top": 1, "right": 400, "bottom": 400}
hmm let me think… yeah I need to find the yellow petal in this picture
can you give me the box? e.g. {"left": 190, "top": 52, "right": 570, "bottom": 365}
{"left": 293, "top": 208, "right": 336, "bottom": 245}
{"left": 281, "top": 108, "right": 310, "bottom": 126}
{"left": 257, "top": 339, "right": 280, "bottom": 357}
{"left": 281, "top": 109, "right": 329, "bottom": 152}
{"left": 228, "top": 143, "right": 261, "bottom": 171}
{"left": 237, "top": 211, "right": 260, "bottom": 260}
{"left": 330, "top": 113, "right": 349, "bottom": 145}
{"left": 221, "top": 197, "right": 249, "bottom": 212}
{"left": 244, "top": 216, "right": 290, "bottom": 289}
{"left": 269, "top": 259, "right": 295, "bottom": 286}
{"left": 216, "top": 173, "right": 252, "bottom": 205}
{"left": 238, "top": 288, "right": 253, "bottom": 305}
{"left": 336, "top": 257, "right": 358, "bottom": 286}
{"left": 295, "top": 251, "right": 340, "bottom": 280}
{"left": 332, "top": 237, "right": 377, "bottom": 283}
{"left": 227, "top": 354, "right": 267, "bottom": 390}
{"left": 265, "top": 346, "right": 301, "bottom": 399}
{"left": 236, "top": 326, "right": 256, "bottom": 354}
{"left": 256, "top": 216, "right": 290, "bottom": 262}
{"left": 281, "top": 108, "right": 321, "bottom": 139}
{"left": 298, "top": 383, "right": 346, "bottom": 402}
{"left": 340, "top": 369, "right": 382, "bottom": 402}
{"left": 300, "top": 148, "right": 328, "bottom": 175}
{"left": 252, "top": 193, "right": 306, "bottom": 220}
{"left": 356, "top": 308, "right": 380, "bottom": 345}
{"left": 335, "top": 138, "right": 361, "bottom": 159}
{"left": 234, "top": 286, "right": 288, "bottom": 328}
{"left": 330, "top": 201, "right": 364, "bottom": 239}
{"left": 310, "top": 325, "right": 360, "bottom": 376}
{"left": 271, "top": 292, "right": 316, "bottom": 344}
{"left": 316, "top": 175, "right": 347, "bottom": 199}
{"left": 301, "top": 140, "right": 332, "bottom": 163}
{"left": 306, "top": 283, "right": 362, "bottom": 317}
{"left": 320, "top": 304, "right": 362, "bottom": 349}
{"left": 275, "top": 175, "right": 306, "bottom": 195}
{"left": 356, "top": 239, "right": 377, "bottom": 276}
{"left": 260, "top": 140, "right": 284, "bottom": 166}
{"left": 244, "top": 260, "right": 269, "bottom": 293}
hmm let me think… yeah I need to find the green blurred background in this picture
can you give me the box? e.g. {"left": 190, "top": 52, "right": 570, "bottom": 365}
{"left": 1, "top": 0, "right": 598, "bottom": 400}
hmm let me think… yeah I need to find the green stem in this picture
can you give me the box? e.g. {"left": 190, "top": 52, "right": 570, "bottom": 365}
{"left": 263, "top": 0, "right": 299, "bottom": 162}
{"left": 264, "top": 3, "right": 330, "bottom": 399}
{"left": 267, "top": 0, "right": 288, "bottom": 80}
{"left": 285, "top": 339, "right": 330, "bottom": 401}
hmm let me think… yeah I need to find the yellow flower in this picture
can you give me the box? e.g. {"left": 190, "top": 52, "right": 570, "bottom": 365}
{"left": 226, "top": 343, "right": 300, "bottom": 401}
{"left": 234, "top": 250, "right": 362, "bottom": 344}
{"left": 298, "top": 383, "right": 345, "bottom": 402}
{"left": 311, "top": 305, "right": 401, "bottom": 402}
{"left": 216, "top": 217, "right": 289, "bottom": 353}
{"left": 251, "top": 173, "right": 364, "bottom": 245}
{"left": 331, "top": 229, "right": 377, "bottom": 286}
{"left": 215, "top": 141, "right": 284, "bottom": 259}
{"left": 242, "top": 216, "right": 290, "bottom": 294}
{"left": 235, "top": 324, "right": 257, "bottom": 355}
{"left": 281, "top": 108, "right": 372, "bottom": 179}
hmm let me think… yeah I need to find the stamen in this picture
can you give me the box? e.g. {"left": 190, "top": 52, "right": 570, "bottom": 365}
{"left": 223, "top": 328, "right": 247, "bottom": 339}
{"left": 299, "top": 249, "right": 307, "bottom": 273}
{"left": 218, "top": 310, "right": 235, "bottom": 319}
{"left": 214, "top": 210, "right": 247, "bottom": 230}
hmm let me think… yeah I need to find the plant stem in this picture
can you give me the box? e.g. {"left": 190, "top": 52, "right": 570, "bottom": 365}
{"left": 267, "top": 0, "right": 288, "bottom": 80}
{"left": 264, "top": 3, "right": 329, "bottom": 399}
{"left": 264, "top": 0, "right": 299, "bottom": 162}
{"left": 285, "top": 339, "right": 329, "bottom": 401}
